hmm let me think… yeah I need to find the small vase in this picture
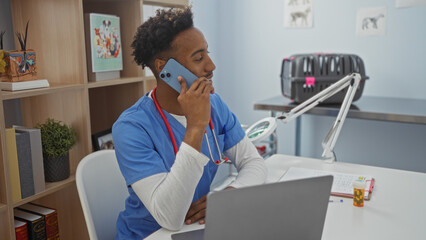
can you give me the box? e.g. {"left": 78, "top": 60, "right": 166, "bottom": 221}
{"left": 3, "top": 49, "right": 37, "bottom": 82}
{"left": 44, "top": 152, "right": 70, "bottom": 182}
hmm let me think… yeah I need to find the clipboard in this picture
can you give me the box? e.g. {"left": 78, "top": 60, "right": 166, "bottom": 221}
{"left": 279, "top": 167, "right": 375, "bottom": 200}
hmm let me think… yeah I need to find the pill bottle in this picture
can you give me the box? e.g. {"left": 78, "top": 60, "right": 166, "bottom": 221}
{"left": 352, "top": 180, "right": 366, "bottom": 207}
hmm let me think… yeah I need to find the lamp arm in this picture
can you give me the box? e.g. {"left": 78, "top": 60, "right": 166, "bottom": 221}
{"left": 322, "top": 73, "right": 361, "bottom": 162}
{"left": 277, "top": 73, "right": 362, "bottom": 162}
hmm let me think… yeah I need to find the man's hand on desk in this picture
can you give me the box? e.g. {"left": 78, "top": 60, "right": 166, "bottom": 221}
{"left": 185, "top": 195, "right": 207, "bottom": 225}
{"left": 185, "top": 187, "right": 235, "bottom": 225}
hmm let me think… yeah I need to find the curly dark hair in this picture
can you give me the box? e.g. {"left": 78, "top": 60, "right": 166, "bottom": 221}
{"left": 131, "top": 7, "right": 194, "bottom": 70}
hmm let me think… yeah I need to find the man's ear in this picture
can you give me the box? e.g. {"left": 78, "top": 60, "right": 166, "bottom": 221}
{"left": 154, "top": 58, "right": 167, "bottom": 74}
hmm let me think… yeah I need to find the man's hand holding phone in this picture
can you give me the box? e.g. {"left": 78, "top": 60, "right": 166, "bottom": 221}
{"left": 178, "top": 75, "right": 213, "bottom": 127}
{"left": 178, "top": 75, "right": 214, "bottom": 152}
{"left": 160, "top": 58, "right": 215, "bottom": 152}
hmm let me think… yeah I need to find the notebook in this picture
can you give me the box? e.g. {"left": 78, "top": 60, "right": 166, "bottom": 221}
{"left": 172, "top": 175, "right": 333, "bottom": 240}
{"left": 280, "top": 167, "right": 375, "bottom": 200}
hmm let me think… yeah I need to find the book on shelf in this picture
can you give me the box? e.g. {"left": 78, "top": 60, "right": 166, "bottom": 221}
{"left": 15, "top": 131, "right": 35, "bottom": 198}
{"left": 14, "top": 126, "right": 46, "bottom": 194}
{"left": 5, "top": 128, "right": 22, "bottom": 202}
{"left": 0, "top": 79, "right": 49, "bottom": 91}
{"left": 15, "top": 219, "right": 29, "bottom": 240}
{"left": 84, "top": 13, "right": 123, "bottom": 82}
{"left": 88, "top": 70, "right": 120, "bottom": 81}
{"left": 18, "top": 203, "right": 60, "bottom": 240}
{"left": 14, "top": 208, "right": 46, "bottom": 240}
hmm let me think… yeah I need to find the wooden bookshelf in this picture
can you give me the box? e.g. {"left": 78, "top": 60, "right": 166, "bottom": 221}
{"left": 12, "top": 176, "right": 76, "bottom": 208}
{"left": 0, "top": 203, "right": 7, "bottom": 213}
{"left": 87, "top": 76, "right": 155, "bottom": 89}
{"left": 1, "top": 84, "right": 85, "bottom": 100}
{"left": 0, "top": 0, "right": 187, "bottom": 239}
{"left": 144, "top": 0, "right": 188, "bottom": 8}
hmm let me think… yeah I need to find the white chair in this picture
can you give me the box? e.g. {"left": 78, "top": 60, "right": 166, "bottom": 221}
{"left": 76, "top": 150, "right": 128, "bottom": 240}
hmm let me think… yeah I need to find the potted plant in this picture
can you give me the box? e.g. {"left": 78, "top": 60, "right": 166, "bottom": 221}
{"left": 36, "top": 118, "right": 76, "bottom": 182}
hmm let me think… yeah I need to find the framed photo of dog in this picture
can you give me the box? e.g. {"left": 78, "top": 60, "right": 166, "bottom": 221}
{"left": 85, "top": 13, "right": 123, "bottom": 81}
{"left": 92, "top": 128, "right": 115, "bottom": 151}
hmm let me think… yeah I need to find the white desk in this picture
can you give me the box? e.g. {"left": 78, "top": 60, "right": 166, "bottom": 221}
{"left": 146, "top": 154, "right": 426, "bottom": 240}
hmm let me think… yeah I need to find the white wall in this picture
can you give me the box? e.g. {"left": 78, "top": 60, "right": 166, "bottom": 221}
{"left": 193, "top": 0, "right": 426, "bottom": 172}
{"left": 0, "top": 0, "right": 14, "bottom": 50}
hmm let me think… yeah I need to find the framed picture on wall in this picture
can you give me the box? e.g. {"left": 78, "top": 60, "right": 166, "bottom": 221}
{"left": 92, "top": 128, "right": 114, "bottom": 151}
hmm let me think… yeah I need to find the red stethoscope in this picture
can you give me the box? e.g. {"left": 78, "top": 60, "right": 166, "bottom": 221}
{"left": 152, "top": 87, "right": 229, "bottom": 165}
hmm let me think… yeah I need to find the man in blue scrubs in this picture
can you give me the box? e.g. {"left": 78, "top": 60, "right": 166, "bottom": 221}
{"left": 113, "top": 7, "right": 267, "bottom": 239}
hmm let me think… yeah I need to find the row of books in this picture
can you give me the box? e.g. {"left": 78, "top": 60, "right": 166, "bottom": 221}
{"left": 14, "top": 203, "right": 59, "bottom": 240}
{"left": 5, "top": 126, "right": 46, "bottom": 202}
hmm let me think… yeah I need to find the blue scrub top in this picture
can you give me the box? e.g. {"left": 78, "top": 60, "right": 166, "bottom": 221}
{"left": 112, "top": 93, "right": 245, "bottom": 239}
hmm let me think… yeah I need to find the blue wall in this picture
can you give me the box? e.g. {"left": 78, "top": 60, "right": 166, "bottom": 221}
{"left": 193, "top": 0, "right": 426, "bottom": 172}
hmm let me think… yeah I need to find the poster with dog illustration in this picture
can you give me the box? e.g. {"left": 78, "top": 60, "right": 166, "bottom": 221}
{"left": 89, "top": 13, "right": 123, "bottom": 72}
{"left": 356, "top": 7, "right": 387, "bottom": 36}
{"left": 283, "top": 0, "right": 313, "bottom": 28}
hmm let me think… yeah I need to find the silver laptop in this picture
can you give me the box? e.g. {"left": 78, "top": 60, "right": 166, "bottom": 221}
{"left": 172, "top": 175, "right": 333, "bottom": 240}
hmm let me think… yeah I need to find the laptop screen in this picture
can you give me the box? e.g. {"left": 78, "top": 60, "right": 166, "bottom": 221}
{"left": 172, "top": 175, "right": 333, "bottom": 240}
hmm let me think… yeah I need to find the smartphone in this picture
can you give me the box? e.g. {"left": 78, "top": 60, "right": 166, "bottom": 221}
{"left": 159, "top": 58, "right": 198, "bottom": 93}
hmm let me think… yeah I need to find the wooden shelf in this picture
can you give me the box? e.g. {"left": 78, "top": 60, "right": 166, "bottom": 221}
{"left": 0, "top": 203, "right": 7, "bottom": 213}
{"left": 87, "top": 76, "right": 155, "bottom": 89}
{"left": 12, "top": 175, "right": 76, "bottom": 208}
{"left": 144, "top": 0, "right": 188, "bottom": 7}
{"left": 85, "top": 0, "right": 187, "bottom": 5}
{"left": 1, "top": 84, "right": 85, "bottom": 100}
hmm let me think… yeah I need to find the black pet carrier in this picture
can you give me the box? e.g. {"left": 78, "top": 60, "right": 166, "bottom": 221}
{"left": 280, "top": 53, "right": 369, "bottom": 103}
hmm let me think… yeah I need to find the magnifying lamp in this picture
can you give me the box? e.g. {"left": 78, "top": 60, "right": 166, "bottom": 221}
{"left": 246, "top": 73, "right": 362, "bottom": 163}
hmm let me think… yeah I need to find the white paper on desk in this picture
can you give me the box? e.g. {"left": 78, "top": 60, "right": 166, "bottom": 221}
{"left": 280, "top": 167, "right": 373, "bottom": 198}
